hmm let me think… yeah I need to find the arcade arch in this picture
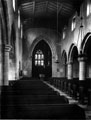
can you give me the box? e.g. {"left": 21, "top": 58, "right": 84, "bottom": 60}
{"left": 68, "top": 44, "right": 79, "bottom": 79}
{"left": 82, "top": 33, "right": 91, "bottom": 78}
{"left": 61, "top": 50, "right": 67, "bottom": 78}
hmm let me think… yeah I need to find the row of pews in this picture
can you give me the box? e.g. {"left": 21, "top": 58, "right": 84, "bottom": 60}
{"left": 45, "top": 77, "right": 91, "bottom": 105}
{"left": 1, "top": 77, "right": 86, "bottom": 119}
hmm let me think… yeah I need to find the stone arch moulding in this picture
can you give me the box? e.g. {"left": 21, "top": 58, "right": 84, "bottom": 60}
{"left": 81, "top": 32, "right": 91, "bottom": 54}
{"left": 30, "top": 35, "right": 57, "bottom": 59}
{"left": 61, "top": 50, "right": 67, "bottom": 77}
{"left": 61, "top": 50, "right": 67, "bottom": 63}
{"left": 62, "top": 50, "right": 67, "bottom": 59}
{"left": 10, "top": 23, "right": 16, "bottom": 44}
{"left": 68, "top": 43, "right": 78, "bottom": 62}
{"left": 28, "top": 35, "right": 58, "bottom": 77}
{"left": 0, "top": 8, "right": 7, "bottom": 44}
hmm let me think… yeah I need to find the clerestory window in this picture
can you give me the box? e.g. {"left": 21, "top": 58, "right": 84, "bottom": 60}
{"left": 12, "top": 0, "right": 16, "bottom": 11}
{"left": 87, "top": 0, "right": 91, "bottom": 16}
{"left": 71, "top": 17, "right": 76, "bottom": 31}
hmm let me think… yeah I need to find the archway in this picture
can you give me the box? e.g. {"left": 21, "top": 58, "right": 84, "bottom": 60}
{"left": 82, "top": 34, "right": 91, "bottom": 78}
{"left": 32, "top": 40, "right": 52, "bottom": 78}
{"left": 62, "top": 50, "right": 67, "bottom": 78}
{"left": 68, "top": 44, "right": 79, "bottom": 79}
{"left": 71, "top": 46, "right": 79, "bottom": 78}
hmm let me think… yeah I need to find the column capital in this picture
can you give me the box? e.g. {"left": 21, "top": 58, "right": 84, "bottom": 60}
{"left": 4, "top": 44, "right": 12, "bottom": 52}
{"left": 67, "top": 60, "right": 73, "bottom": 65}
{"left": 78, "top": 54, "right": 87, "bottom": 61}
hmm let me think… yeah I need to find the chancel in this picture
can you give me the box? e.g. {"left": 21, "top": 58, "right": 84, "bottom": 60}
{"left": 0, "top": 0, "right": 91, "bottom": 119}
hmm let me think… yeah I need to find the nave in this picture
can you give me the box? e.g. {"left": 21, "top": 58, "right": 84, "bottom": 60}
{"left": 1, "top": 77, "right": 85, "bottom": 119}
{"left": 1, "top": 0, "right": 91, "bottom": 119}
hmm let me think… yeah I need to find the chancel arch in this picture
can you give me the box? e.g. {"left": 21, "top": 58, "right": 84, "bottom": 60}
{"left": 30, "top": 35, "right": 57, "bottom": 77}
{"left": 32, "top": 40, "right": 52, "bottom": 78}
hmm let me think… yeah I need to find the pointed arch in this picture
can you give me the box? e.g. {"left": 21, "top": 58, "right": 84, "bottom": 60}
{"left": 61, "top": 50, "right": 67, "bottom": 77}
{"left": 81, "top": 32, "right": 91, "bottom": 53}
{"left": 68, "top": 43, "right": 77, "bottom": 62}
{"left": 81, "top": 32, "right": 91, "bottom": 78}
{"left": 68, "top": 44, "right": 79, "bottom": 78}
{"left": 32, "top": 40, "right": 52, "bottom": 78}
{"left": 30, "top": 35, "right": 56, "bottom": 58}
{"left": 62, "top": 50, "right": 67, "bottom": 64}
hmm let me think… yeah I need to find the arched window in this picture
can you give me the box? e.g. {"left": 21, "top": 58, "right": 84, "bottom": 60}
{"left": 71, "top": 17, "right": 76, "bottom": 31}
{"left": 35, "top": 50, "right": 44, "bottom": 66}
{"left": 12, "top": 0, "right": 16, "bottom": 11}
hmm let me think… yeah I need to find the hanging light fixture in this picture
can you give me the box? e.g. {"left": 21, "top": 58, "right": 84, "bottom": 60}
{"left": 55, "top": 0, "right": 59, "bottom": 64}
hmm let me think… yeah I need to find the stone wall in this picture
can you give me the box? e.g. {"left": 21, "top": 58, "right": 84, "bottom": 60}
{"left": 22, "top": 28, "right": 61, "bottom": 77}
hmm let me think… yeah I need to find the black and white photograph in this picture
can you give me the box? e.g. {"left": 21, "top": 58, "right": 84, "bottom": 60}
{"left": 0, "top": 0, "right": 91, "bottom": 119}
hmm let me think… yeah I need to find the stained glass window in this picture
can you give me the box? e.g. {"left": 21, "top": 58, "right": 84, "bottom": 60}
{"left": 35, "top": 50, "right": 44, "bottom": 66}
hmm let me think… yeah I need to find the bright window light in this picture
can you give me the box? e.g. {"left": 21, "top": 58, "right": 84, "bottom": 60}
{"left": 71, "top": 17, "right": 76, "bottom": 31}
{"left": 87, "top": 3, "right": 90, "bottom": 16}
{"left": 41, "top": 61, "right": 44, "bottom": 66}
{"left": 87, "top": 0, "right": 91, "bottom": 16}
{"left": 63, "top": 31, "right": 65, "bottom": 39}
{"left": 35, "top": 60, "right": 37, "bottom": 65}
{"left": 34, "top": 50, "right": 44, "bottom": 66}
{"left": 18, "top": 10, "right": 20, "bottom": 29}
{"left": 13, "top": 0, "right": 15, "bottom": 11}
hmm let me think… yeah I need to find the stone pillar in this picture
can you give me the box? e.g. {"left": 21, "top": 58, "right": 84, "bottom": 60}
{"left": 78, "top": 55, "right": 87, "bottom": 104}
{"left": 3, "top": 45, "right": 11, "bottom": 85}
{"left": 67, "top": 61, "right": 73, "bottom": 80}
{"left": 64, "top": 63, "right": 67, "bottom": 78}
{"left": 78, "top": 56, "right": 86, "bottom": 80}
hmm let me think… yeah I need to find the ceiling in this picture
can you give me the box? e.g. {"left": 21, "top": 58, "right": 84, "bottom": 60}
{"left": 18, "top": 0, "right": 84, "bottom": 32}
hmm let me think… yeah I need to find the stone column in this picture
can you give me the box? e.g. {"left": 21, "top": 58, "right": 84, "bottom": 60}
{"left": 64, "top": 63, "right": 67, "bottom": 78}
{"left": 78, "top": 56, "right": 86, "bottom": 80}
{"left": 67, "top": 61, "right": 73, "bottom": 80}
{"left": 3, "top": 45, "right": 11, "bottom": 85}
{"left": 78, "top": 55, "right": 87, "bottom": 104}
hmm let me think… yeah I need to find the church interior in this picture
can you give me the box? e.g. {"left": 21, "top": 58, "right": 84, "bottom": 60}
{"left": 0, "top": 0, "right": 91, "bottom": 119}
